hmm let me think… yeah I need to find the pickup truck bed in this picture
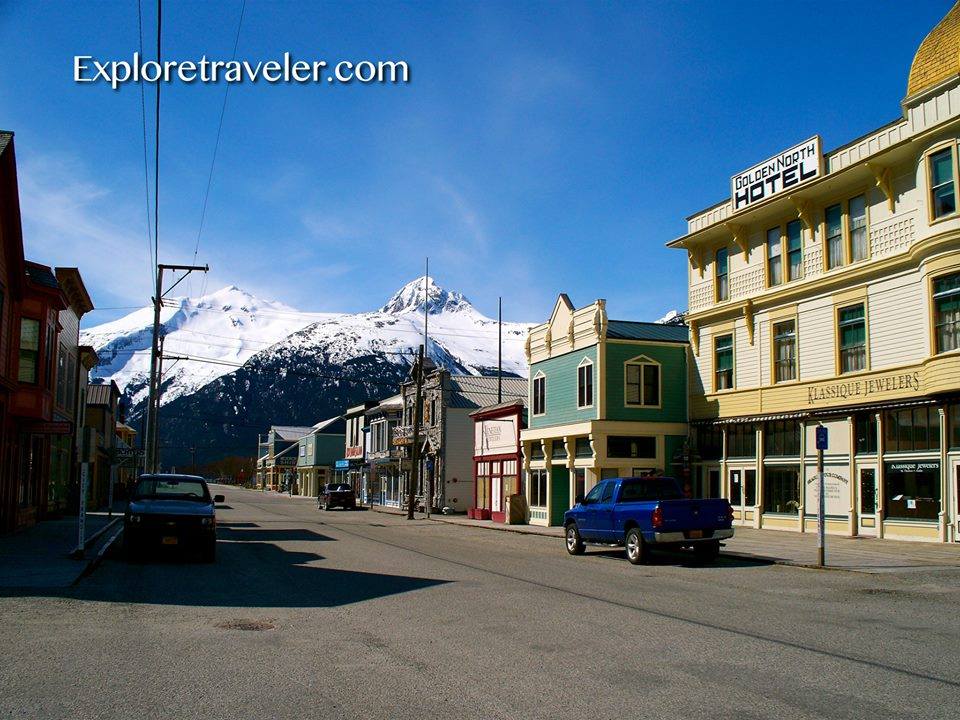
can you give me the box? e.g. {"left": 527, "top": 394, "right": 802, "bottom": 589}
{"left": 563, "top": 476, "right": 733, "bottom": 564}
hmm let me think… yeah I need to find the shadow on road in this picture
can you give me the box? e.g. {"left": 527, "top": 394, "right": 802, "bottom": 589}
{"left": 1, "top": 525, "right": 450, "bottom": 608}
{"left": 589, "top": 548, "right": 774, "bottom": 569}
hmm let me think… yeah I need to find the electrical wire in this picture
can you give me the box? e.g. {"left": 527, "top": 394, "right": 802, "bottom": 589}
{"left": 137, "top": 0, "right": 154, "bottom": 289}
{"left": 191, "top": 0, "right": 246, "bottom": 300}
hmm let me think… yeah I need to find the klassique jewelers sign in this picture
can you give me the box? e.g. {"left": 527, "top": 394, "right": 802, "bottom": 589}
{"left": 731, "top": 136, "right": 822, "bottom": 211}
{"left": 807, "top": 371, "right": 921, "bottom": 405}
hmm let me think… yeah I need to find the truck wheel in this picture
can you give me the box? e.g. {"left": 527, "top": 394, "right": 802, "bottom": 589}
{"left": 694, "top": 540, "right": 720, "bottom": 563}
{"left": 625, "top": 528, "right": 646, "bottom": 565}
{"left": 565, "top": 524, "right": 585, "bottom": 555}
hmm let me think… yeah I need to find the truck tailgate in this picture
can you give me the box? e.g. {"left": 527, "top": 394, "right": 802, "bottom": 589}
{"left": 657, "top": 499, "right": 731, "bottom": 535}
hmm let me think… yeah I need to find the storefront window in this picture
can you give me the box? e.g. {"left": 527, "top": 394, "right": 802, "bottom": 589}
{"left": 574, "top": 468, "right": 585, "bottom": 501}
{"left": 529, "top": 469, "right": 547, "bottom": 507}
{"left": 607, "top": 436, "right": 655, "bottom": 459}
{"left": 727, "top": 424, "right": 755, "bottom": 458}
{"left": 884, "top": 406, "right": 940, "bottom": 453}
{"left": 855, "top": 413, "right": 877, "bottom": 455}
{"left": 825, "top": 203, "right": 843, "bottom": 269}
{"left": 763, "top": 465, "right": 800, "bottom": 515}
{"left": 765, "top": 420, "right": 800, "bottom": 456}
{"left": 694, "top": 426, "right": 723, "bottom": 461}
{"left": 574, "top": 437, "right": 592, "bottom": 458}
{"left": 884, "top": 461, "right": 940, "bottom": 521}
{"left": 951, "top": 405, "right": 960, "bottom": 450}
{"left": 933, "top": 273, "right": 960, "bottom": 353}
{"left": 551, "top": 439, "right": 567, "bottom": 459}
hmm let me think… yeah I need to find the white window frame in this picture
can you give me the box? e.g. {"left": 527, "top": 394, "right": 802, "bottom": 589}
{"left": 532, "top": 372, "right": 546, "bottom": 416}
{"left": 577, "top": 357, "right": 594, "bottom": 409}
{"left": 623, "top": 355, "right": 662, "bottom": 409}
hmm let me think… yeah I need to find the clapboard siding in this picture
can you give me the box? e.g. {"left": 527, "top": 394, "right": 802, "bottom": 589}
{"left": 868, "top": 272, "right": 929, "bottom": 369}
{"left": 798, "top": 298, "right": 836, "bottom": 380}
{"left": 528, "top": 345, "right": 598, "bottom": 429}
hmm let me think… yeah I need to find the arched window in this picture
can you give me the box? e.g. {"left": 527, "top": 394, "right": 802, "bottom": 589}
{"left": 577, "top": 358, "right": 593, "bottom": 408}
{"left": 532, "top": 371, "right": 546, "bottom": 416}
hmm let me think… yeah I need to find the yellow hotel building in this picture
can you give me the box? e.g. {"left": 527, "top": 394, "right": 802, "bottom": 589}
{"left": 668, "top": 4, "right": 960, "bottom": 544}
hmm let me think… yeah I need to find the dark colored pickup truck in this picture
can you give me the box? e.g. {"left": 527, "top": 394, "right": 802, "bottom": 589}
{"left": 563, "top": 476, "right": 733, "bottom": 564}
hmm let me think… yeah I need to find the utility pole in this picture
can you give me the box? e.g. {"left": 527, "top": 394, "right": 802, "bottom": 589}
{"left": 190, "top": 446, "right": 197, "bottom": 473}
{"left": 151, "top": 333, "right": 166, "bottom": 472}
{"left": 498, "top": 296, "right": 502, "bottom": 403}
{"left": 423, "top": 257, "right": 429, "bottom": 351}
{"left": 406, "top": 344, "right": 425, "bottom": 520}
{"left": 144, "top": 263, "right": 207, "bottom": 473}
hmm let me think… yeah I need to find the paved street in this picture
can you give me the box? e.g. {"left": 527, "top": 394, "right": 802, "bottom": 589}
{"left": 3, "top": 486, "right": 960, "bottom": 720}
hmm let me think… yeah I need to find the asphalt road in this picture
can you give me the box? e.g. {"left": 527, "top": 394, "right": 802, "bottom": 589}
{"left": 3, "top": 485, "right": 960, "bottom": 720}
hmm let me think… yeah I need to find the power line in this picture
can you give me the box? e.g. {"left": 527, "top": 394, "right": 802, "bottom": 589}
{"left": 192, "top": 0, "right": 246, "bottom": 301}
{"left": 153, "top": 0, "right": 162, "bottom": 273}
{"left": 137, "top": 0, "right": 154, "bottom": 290}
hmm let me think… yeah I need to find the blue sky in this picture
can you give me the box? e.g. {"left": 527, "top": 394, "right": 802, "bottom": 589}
{"left": 0, "top": 0, "right": 950, "bottom": 325}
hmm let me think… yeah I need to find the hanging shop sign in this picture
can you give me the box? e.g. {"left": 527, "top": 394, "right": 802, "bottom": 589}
{"left": 731, "top": 136, "right": 822, "bottom": 211}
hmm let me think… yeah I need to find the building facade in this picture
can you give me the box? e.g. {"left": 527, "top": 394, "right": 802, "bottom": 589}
{"left": 296, "top": 416, "right": 346, "bottom": 497}
{"left": 470, "top": 398, "right": 525, "bottom": 523}
{"left": 48, "top": 267, "right": 93, "bottom": 516}
{"left": 257, "top": 426, "right": 312, "bottom": 491}
{"left": 365, "top": 395, "right": 403, "bottom": 507}
{"left": 338, "top": 402, "right": 376, "bottom": 499}
{"left": 668, "top": 5, "right": 960, "bottom": 543}
{"left": 396, "top": 369, "right": 526, "bottom": 513}
{"left": 83, "top": 381, "right": 120, "bottom": 510}
{"left": 520, "top": 295, "right": 689, "bottom": 526}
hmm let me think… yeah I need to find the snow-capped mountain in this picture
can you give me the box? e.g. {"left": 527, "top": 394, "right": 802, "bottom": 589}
{"left": 81, "top": 285, "right": 317, "bottom": 409}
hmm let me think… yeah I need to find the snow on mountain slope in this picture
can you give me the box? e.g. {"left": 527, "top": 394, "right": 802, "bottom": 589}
{"left": 81, "top": 286, "right": 317, "bottom": 407}
{"left": 251, "top": 277, "right": 531, "bottom": 378}
{"left": 82, "top": 278, "right": 532, "bottom": 416}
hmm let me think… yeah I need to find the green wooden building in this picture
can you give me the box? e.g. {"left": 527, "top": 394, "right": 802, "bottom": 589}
{"left": 520, "top": 295, "right": 689, "bottom": 526}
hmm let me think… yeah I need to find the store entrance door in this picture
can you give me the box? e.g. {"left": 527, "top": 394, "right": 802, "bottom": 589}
{"left": 728, "top": 469, "right": 755, "bottom": 526}
{"left": 858, "top": 467, "right": 878, "bottom": 537}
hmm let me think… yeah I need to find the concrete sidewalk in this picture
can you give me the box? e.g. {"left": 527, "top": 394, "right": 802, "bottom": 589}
{"left": 371, "top": 504, "right": 960, "bottom": 574}
{"left": 0, "top": 510, "right": 123, "bottom": 589}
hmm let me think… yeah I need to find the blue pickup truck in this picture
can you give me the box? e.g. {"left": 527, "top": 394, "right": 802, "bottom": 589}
{"left": 563, "top": 476, "right": 733, "bottom": 564}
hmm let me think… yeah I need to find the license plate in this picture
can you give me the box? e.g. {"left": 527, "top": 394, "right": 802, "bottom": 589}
{"left": 688, "top": 530, "right": 703, "bottom": 539}
{"left": 161, "top": 536, "right": 178, "bottom": 545}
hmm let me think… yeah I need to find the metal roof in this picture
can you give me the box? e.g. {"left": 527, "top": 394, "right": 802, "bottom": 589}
{"left": 0, "top": 131, "right": 11, "bottom": 158}
{"left": 271, "top": 425, "right": 314, "bottom": 441}
{"left": 606, "top": 320, "right": 688, "bottom": 343}
{"left": 448, "top": 375, "right": 527, "bottom": 409}
{"left": 86, "top": 382, "right": 118, "bottom": 406}
{"left": 469, "top": 397, "right": 525, "bottom": 417}
{"left": 310, "top": 416, "right": 345, "bottom": 434}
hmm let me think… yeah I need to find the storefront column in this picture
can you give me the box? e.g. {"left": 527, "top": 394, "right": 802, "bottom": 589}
{"left": 564, "top": 436, "right": 575, "bottom": 510}
{"left": 754, "top": 424, "right": 763, "bottom": 529}
{"left": 544, "top": 443, "right": 553, "bottom": 527}
{"left": 522, "top": 441, "right": 532, "bottom": 509}
{"left": 876, "top": 412, "right": 885, "bottom": 540}
{"left": 720, "top": 427, "right": 729, "bottom": 499}
{"left": 847, "top": 415, "right": 857, "bottom": 537}
{"left": 939, "top": 407, "right": 948, "bottom": 543}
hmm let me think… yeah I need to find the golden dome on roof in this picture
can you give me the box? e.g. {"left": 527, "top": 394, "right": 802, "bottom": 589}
{"left": 907, "top": 2, "right": 960, "bottom": 97}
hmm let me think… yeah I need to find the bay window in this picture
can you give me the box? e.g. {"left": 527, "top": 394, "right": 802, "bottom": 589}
{"left": 714, "top": 334, "right": 733, "bottom": 390}
{"left": 18, "top": 318, "right": 40, "bottom": 384}
{"left": 825, "top": 203, "right": 843, "bottom": 269}
{"left": 930, "top": 146, "right": 956, "bottom": 219}
{"left": 933, "top": 273, "right": 960, "bottom": 353}
{"left": 767, "top": 227, "right": 783, "bottom": 286}
{"left": 772, "top": 319, "right": 796, "bottom": 383}
{"left": 716, "top": 247, "right": 729, "bottom": 301}
{"left": 787, "top": 219, "right": 803, "bottom": 281}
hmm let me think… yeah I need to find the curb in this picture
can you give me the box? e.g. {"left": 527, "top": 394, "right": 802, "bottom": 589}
{"left": 83, "top": 517, "right": 122, "bottom": 550}
{"left": 73, "top": 525, "right": 124, "bottom": 585}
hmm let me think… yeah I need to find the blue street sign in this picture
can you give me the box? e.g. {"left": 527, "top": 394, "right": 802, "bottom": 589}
{"left": 815, "top": 425, "right": 828, "bottom": 451}
{"left": 335, "top": 459, "right": 350, "bottom": 469}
